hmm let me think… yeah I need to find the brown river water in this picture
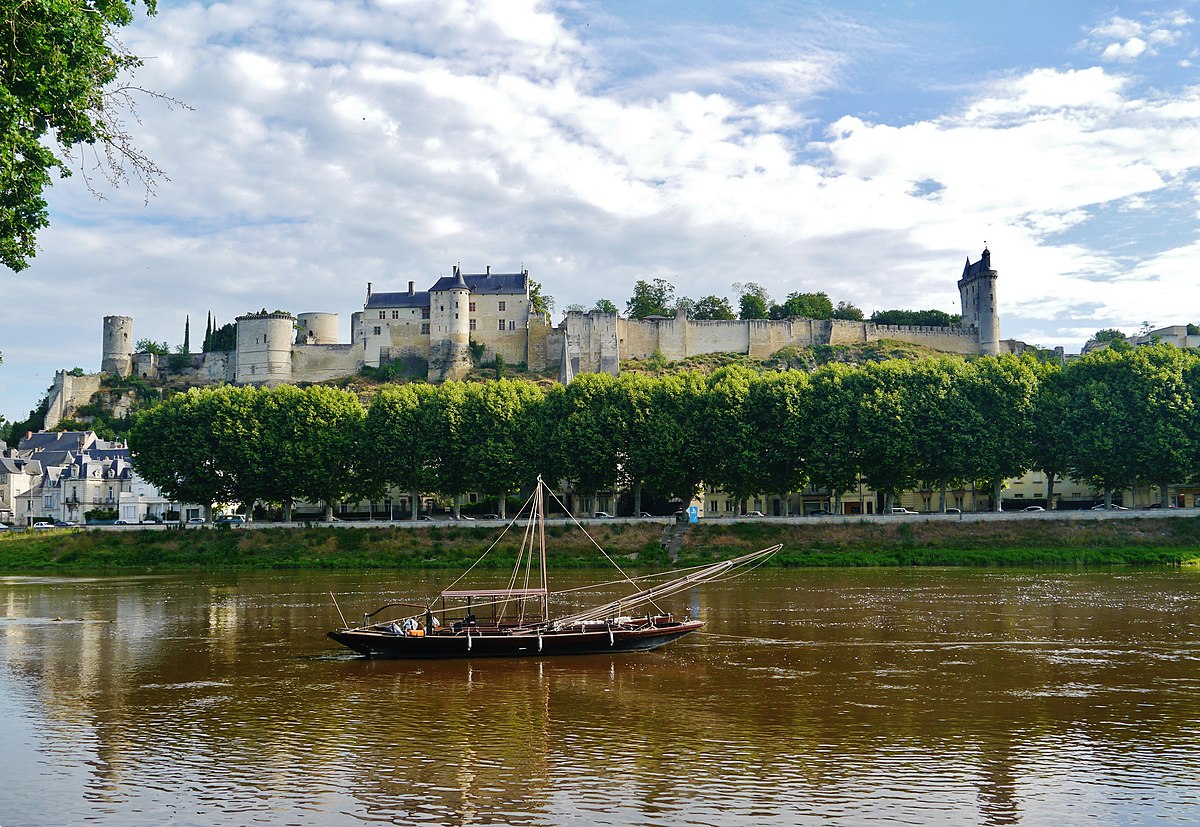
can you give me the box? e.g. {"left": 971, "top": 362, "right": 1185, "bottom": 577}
{"left": 1, "top": 567, "right": 1199, "bottom": 826}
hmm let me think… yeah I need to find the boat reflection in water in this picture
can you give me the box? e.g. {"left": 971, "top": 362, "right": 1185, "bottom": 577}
{"left": 327, "top": 476, "right": 780, "bottom": 659}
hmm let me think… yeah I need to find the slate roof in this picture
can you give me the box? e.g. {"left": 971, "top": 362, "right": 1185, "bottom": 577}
{"left": 961, "top": 247, "right": 994, "bottom": 280}
{"left": 365, "top": 271, "right": 527, "bottom": 309}
{"left": 428, "top": 272, "right": 526, "bottom": 295}
{"left": 365, "top": 291, "right": 431, "bottom": 310}
{"left": 18, "top": 430, "right": 94, "bottom": 453}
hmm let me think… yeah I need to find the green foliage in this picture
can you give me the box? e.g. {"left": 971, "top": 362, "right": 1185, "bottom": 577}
{"left": 67, "top": 367, "right": 85, "bottom": 376}
{"left": 529, "top": 280, "right": 554, "bottom": 318}
{"left": 770, "top": 291, "right": 834, "bottom": 320}
{"left": 467, "top": 338, "right": 486, "bottom": 364}
{"left": 1188, "top": 323, "right": 1199, "bottom": 336}
{"left": 871, "top": 309, "right": 961, "bottom": 327}
{"left": 1093, "top": 328, "right": 1127, "bottom": 343}
{"left": 690, "top": 295, "right": 736, "bottom": 320}
{"left": 135, "top": 339, "right": 170, "bottom": 356}
{"left": 204, "top": 322, "right": 236, "bottom": 352}
{"left": 739, "top": 293, "right": 769, "bottom": 319}
{"left": 595, "top": 298, "right": 618, "bottom": 314}
{"left": 832, "top": 301, "right": 864, "bottom": 321}
{"left": 0, "top": 0, "right": 163, "bottom": 271}
{"left": 626, "top": 278, "right": 676, "bottom": 318}
{"left": 84, "top": 508, "right": 118, "bottom": 522}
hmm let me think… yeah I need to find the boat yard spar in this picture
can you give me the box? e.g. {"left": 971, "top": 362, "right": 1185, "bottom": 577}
{"left": 327, "top": 477, "right": 782, "bottom": 659}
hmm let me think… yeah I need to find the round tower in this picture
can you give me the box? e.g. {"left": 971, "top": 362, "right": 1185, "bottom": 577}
{"left": 101, "top": 316, "right": 134, "bottom": 377}
{"left": 430, "top": 267, "right": 473, "bottom": 381}
{"left": 296, "top": 312, "right": 340, "bottom": 345}
{"left": 957, "top": 247, "right": 1001, "bottom": 356}
{"left": 235, "top": 311, "right": 295, "bottom": 386}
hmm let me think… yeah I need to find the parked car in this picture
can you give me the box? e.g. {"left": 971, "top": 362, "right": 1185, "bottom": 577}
{"left": 807, "top": 509, "right": 833, "bottom": 516}
{"left": 742, "top": 511, "right": 765, "bottom": 517}
{"left": 187, "top": 517, "right": 206, "bottom": 524}
{"left": 451, "top": 514, "right": 475, "bottom": 521}
{"left": 0, "top": 523, "right": 9, "bottom": 531}
{"left": 1091, "top": 504, "right": 1129, "bottom": 511}
{"left": 1145, "top": 502, "right": 1179, "bottom": 509}
{"left": 481, "top": 513, "right": 500, "bottom": 520}
{"left": 217, "top": 515, "right": 246, "bottom": 525}
{"left": 53, "top": 520, "right": 74, "bottom": 527}
{"left": 1021, "top": 505, "right": 1045, "bottom": 512}
{"left": 638, "top": 512, "right": 652, "bottom": 518}
{"left": 944, "top": 508, "right": 962, "bottom": 514}
{"left": 593, "top": 511, "right": 613, "bottom": 518}
{"left": 416, "top": 515, "right": 433, "bottom": 522}
{"left": 113, "top": 519, "right": 131, "bottom": 525}
{"left": 891, "top": 508, "right": 918, "bottom": 515}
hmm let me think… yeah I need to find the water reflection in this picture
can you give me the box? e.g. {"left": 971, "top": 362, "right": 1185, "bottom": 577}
{"left": 1, "top": 569, "right": 1200, "bottom": 825}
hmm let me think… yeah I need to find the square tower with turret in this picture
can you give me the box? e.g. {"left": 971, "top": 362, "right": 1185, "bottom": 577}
{"left": 957, "top": 247, "right": 1001, "bottom": 356}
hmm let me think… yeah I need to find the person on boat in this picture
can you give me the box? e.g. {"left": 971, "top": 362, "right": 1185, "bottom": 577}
{"left": 424, "top": 610, "right": 440, "bottom": 634}
{"left": 401, "top": 617, "right": 419, "bottom": 635}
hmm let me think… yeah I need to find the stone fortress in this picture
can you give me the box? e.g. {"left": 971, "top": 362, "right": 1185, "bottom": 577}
{"left": 45, "top": 249, "right": 1024, "bottom": 428}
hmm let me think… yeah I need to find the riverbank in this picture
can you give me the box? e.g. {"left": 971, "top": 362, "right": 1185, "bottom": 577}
{"left": 2, "top": 514, "right": 1200, "bottom": 570}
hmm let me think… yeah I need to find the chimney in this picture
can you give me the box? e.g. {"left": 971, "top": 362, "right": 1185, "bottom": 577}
{"left": 408, "top": 281, "right": 414, "bottom": 295}
{"left": 486, "top": 265, "right": 491, "bottom": 275}
{"left": 366, "top": 282, "right": 372, "bottom": 298}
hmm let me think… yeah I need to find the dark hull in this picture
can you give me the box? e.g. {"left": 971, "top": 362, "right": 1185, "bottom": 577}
{"left": 327, "top": 620, "right": 703, "bottom": 659}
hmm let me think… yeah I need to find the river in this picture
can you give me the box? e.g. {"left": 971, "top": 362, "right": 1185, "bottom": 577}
{"left": 1, "top": 567, "right": 1199, "bottom": 826}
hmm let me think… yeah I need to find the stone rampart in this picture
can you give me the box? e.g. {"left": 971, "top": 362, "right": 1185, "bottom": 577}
{"left": 291, "top": 344, "right": 361, "bottom": 383}
{"left": 44, "top": 371, "right": 104, "bottom": 430}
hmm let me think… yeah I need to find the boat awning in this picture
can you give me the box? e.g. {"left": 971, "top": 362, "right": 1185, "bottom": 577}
{"left": 440, "top": 588, "right": 547, "bottom": 598}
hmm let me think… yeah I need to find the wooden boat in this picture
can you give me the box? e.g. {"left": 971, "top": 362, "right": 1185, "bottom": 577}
{"left": 327, "top": 477, "right": 781, "bottom": 659}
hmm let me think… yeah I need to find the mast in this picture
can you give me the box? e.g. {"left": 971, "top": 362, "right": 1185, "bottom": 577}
{"left": 538, "top": 476, "right": 548, "bottom": 620}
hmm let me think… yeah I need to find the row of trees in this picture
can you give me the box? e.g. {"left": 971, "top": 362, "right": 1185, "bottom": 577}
{"left": 580, "top": 277, "right": 961, "bottom": 327}
{"left": 126, "top": 345, "right": 1200, "bottom": 519}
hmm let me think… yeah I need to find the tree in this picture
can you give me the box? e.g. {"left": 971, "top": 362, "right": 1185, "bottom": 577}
{"left": 734, "top": 282, "right": 770, "bottom": 320}
{"left": 135, "top": 339, "right": 169, "bottom": 356}
{"left": 529, "top": 280, "right": 553, "bottom": 318}
{"left": 803, "top": 364, "right": 861, "bottom": 512}
{"left": 547, "top": 373, "right": 622, "bottom": 504}
{"left": 871, "top": 309, "right": 961, "bottom": 327}
{"left": 626, "top": 278, "right": 675, "bottom": 319}
{"left": 1029, "top": 362, "right": 1072, "bottom": 509}
{"left": 738, "top": 293, "right": 769, "bottom": 320}
{"left": 182, "top": 315, "right": 190, "bottom": 354}
{"left": 690, "top": 295, "right": 736, "bottom": 320}
{"left": 908, "top": 358, "right": 980, "bottom": 511}
{"left": 832, "top": 301, "right": 864, "bottom": 321}
{"left": 129, "top": 389, "right": 228, "bottom": 519}
{"left": 964, "top": 355, "right": 1039, "bottom": 510}
{"left": 1093, "top": 329, "right": 1127, "bottom": 343}
{"left": 360, "top": 383, "right": 439, "bottom": 520}
{"left": 745, "top": 370, "right": 809, "bottom": 515}
{"left": 458, "top": 379, "right": 544, "bottom": 518}
{"left": 704, "top": 366, "right": 765, "bottom": 511}
{"left": 2, "top": 0, "right": 171, "bottom": 272}
{"left": 851, "top": 361, "right": 921, "bottom": 512}
{"left": 595, "top": 298, "right": 618, "bottom": 314}
{"left": 770, "top": 291, "right": 834, "bottom": 320}
{"left": 281, "top": 386, "right": 367, "bottom": 521}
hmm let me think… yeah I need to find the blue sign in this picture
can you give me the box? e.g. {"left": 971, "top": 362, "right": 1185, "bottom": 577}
{"left": 687, "top": 506, "right": 699, "bottom": 523}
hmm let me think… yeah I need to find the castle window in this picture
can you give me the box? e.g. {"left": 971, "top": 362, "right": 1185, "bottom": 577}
{"left": 469, "top": 302, "right": 476, "bottom": 312}
{"left": 392, "top": 311, "right": 399, "bottom": 319}
{"left": 498, "top": 319, "right": 505, "bottom": 332}
{"left": 421, "top": 323, "right": 430, "bottom": 335}
{"left": 508, "top": 320, "right": 515, "bottom": 331}
{"left": 469, "top": 319, "right": 476, "bottom": 331}
{"left": 373, "top": 326, "right": 381, "bottom": 336}
{"left": 421, "top": 308, "right": 430, "bottom": 319}
{"left": 498, "top": 301, "right": 506, "bottom": 311}
{"left": 379, "top": 311, "right": 385, "bottom": 319}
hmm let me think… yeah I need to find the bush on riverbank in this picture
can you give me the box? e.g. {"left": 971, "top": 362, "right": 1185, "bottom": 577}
{"left": 1, "top": 515, "right": 1198, "bottom": 571}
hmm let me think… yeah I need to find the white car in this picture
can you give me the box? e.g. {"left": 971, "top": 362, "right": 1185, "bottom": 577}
{"left": 742, "top": 511, "right": 765, "bottom": 517}
{"left": 593, "top": 512, "right": 613, "bottom": 518}
{"left": 891, "top": 508, "right": 918, "bottom": 515}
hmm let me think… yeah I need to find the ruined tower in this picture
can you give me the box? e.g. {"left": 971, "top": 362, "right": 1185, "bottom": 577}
{"left": 101, "top": 316, "right": 134, "bottom": 377}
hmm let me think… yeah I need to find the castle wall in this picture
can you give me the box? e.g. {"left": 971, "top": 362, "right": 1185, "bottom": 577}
{"left": 527, "top": 315, "right": 553, "bottom": 373}
{"left": 290, "top": 344, "right": 362, "bottom": 383}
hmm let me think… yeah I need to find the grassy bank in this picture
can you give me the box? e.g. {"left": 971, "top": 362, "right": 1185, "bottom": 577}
{"left": 2, "top": 515, "right": 1200, "bottom": 571}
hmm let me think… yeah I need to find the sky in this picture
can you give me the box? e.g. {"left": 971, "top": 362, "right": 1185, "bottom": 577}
{"left": 3, "top": 0, "right": 1200, "bottom": 423}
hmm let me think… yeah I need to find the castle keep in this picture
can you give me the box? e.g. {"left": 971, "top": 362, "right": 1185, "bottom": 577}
{"left": 50, "top": 250, "right": 1011, "bottom": 428}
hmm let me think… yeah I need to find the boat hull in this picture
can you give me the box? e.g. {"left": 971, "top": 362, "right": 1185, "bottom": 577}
{"left": 327, "top": 620, "right": 703, "bottom": 659}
